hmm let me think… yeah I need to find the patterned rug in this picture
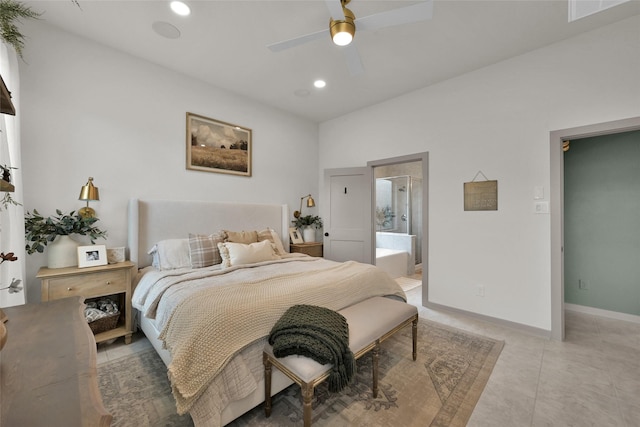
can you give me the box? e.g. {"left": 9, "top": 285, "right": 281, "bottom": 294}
{"left": 98, "top": 318, "right": 503, "bottom": 427}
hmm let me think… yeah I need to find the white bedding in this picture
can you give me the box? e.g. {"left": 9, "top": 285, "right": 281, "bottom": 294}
{"left": 132, "top": 255, "right": 405, "bottom": 426}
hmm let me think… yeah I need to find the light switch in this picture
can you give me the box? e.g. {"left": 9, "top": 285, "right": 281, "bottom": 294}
{"left": 534, "top": 201, "right": 549, "bottom": 214}
{"left": 534, "top": 186, "right": 544, "bottom": 200}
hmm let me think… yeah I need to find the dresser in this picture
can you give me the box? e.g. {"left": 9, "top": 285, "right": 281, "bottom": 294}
{"left": 0, "top": 297, "right": 112, "bottom": 426}
{"left": 37, "top": 261, "right": 135, "bottom": 344}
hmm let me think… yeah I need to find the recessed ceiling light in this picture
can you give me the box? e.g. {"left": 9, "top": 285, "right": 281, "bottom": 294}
{"left": 314, "top": 80, "right": 326, "bottom": 89}
{"left": 170, "top": 1, "right": 191, "bottom": 16}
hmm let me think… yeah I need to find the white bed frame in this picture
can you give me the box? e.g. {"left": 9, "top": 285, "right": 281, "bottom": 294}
{"left": 127, "top": 198, "right": 294, "bottom": 425}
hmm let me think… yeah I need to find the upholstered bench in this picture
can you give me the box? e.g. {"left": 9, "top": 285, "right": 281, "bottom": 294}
{"left": 263, "top": 296, "right": 418, "bottom": 427}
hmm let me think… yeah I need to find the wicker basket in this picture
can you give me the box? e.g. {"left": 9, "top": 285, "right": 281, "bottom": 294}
{"left": 88, "top": 312, "right": 120, "bottom": 335}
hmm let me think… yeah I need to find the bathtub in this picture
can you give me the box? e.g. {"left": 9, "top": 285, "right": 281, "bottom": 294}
{"left": 375, "top": 232, "right": 416, "bottom": 279}
{"left": 376, "top": 248, "right": 409, "bottom": 279}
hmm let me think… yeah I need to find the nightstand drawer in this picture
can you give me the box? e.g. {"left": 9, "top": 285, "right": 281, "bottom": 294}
{"left": 47, "top": 270, "right": 127, "bottom": 300}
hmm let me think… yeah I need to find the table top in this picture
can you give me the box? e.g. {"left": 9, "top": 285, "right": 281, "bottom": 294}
{"left": 0, "top": 297, "right": 112, "bottom": 426}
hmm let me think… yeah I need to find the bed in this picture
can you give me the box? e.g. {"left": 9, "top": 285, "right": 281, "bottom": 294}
{"left": 127, "top": 198, "right": 406, "bottom": 426}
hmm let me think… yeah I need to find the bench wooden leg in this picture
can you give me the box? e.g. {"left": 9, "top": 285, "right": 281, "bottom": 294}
{"left": 412, "top": 317, "right": 417, "bottom": 361}
{"left": 263, "top": 353, "right": 272, "bottom": 417}
{"left": 301, "top": 383, "right": 314, "bottom": 427}
{"left": 372, "top": 343, "right": 379, "bottom": 398}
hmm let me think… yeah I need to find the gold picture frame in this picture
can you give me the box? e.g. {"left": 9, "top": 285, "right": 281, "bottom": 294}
{"left": 186, "top": 112, "right": 252, "bottom": 176}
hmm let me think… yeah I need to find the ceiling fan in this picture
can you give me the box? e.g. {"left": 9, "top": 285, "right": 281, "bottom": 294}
{"left": 267, "top": 0, "right": 434, "bottom": 76}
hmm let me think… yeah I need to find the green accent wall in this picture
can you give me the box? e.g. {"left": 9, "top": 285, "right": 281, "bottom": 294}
{"left": 564, "top": 130, "right": 640, "bottom": 316}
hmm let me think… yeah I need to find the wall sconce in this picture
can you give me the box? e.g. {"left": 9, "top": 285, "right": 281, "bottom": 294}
{"left": 293, "top": 194, "right": 315, "bottom": 218}
{"left": 78, "top": 177, "right": 100, "bottom": 218}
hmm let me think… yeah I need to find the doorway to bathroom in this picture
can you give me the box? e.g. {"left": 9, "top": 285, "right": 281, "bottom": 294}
{"left": 368, "top": 153, "right": 428, "bottom": 303}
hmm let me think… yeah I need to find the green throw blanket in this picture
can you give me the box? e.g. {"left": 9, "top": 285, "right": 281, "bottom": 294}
{"left": 268, "top": 304, "right": 356, "bottom": 392}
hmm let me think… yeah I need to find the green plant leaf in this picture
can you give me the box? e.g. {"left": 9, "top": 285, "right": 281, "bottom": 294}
{"left": 24, "top": 209, "right": 107, "bottom": 255}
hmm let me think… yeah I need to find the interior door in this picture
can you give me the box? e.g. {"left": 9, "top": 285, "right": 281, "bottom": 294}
{"left": 322, "top": 167, "right": 372, "bottom": 263}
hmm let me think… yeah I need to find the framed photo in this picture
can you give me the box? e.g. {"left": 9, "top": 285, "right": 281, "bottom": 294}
{"left": 186, "top": 112, "right": 252, "bottom": 177}
{"left": 78, "top": 245, "right": 108, "bottom": 268}
{"left": 289, "top": 227, "right": 304, "bottom": 244}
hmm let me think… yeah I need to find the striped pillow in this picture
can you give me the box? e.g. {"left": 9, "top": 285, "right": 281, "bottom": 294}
{"left": 188, "top": 232, "right": 226, "bottom": 268}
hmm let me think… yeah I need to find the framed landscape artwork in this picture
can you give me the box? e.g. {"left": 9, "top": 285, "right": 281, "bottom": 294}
{"left": 186, "top": 112, "right": 252, "bottom": 176}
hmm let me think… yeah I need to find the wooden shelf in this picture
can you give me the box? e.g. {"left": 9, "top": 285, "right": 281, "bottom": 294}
{"left": 0, "top": 180, "right": 15, "bottom": 192}
{"left": 0, "top": 74, "right": 16, "bottom": 116}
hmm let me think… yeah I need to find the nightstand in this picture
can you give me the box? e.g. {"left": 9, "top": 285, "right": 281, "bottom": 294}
{"left": 290, "top": 242, "right": 323, "bottom": 257}
{"left": 37, "top": 261, "right": 135, "bottom": 344}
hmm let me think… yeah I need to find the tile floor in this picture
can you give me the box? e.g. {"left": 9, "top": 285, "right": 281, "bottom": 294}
{"left": 97, "top": 284, "right": 640, "bottom": 427}
{"left": 403, "top": 286, "right": 640, "bottom": 427}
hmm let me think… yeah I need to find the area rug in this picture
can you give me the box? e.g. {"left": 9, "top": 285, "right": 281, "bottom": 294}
{"left": 98, "top": 318, "right": 503, "bottom": 427}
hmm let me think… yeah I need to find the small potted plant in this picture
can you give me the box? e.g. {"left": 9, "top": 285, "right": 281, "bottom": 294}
{"left": 25, "top": 209, "right": 107, "bottom": 268}
{"left": 293, "top": 215, "right": 323, "bottom": 243}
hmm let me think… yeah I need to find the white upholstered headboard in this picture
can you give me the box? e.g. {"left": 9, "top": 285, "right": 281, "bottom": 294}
{"left": 128, "top": 198, "right": 290, "bottom": 268}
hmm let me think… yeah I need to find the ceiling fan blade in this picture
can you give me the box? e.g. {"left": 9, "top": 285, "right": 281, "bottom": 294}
{"left": 356, "top": 0, "right": 433, "bottom": 31}
{"left": 324, "top": 0, "right": 346, "bottom": 20}
{"left": 343, "top": 44, "right": 364, "bottom": 76}
{"left": 267, "top": 28, "right": 329, "bottom": 52}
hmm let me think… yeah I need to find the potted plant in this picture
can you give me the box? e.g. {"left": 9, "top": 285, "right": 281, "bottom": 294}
{"left": 0, "top": 0, "right": 41, "bottom": 59}
{"left": 293, "top": 215, "right": 323, "bottom": 243}
{"left": 25, "top": 209, "right": 107, "bottom": 268}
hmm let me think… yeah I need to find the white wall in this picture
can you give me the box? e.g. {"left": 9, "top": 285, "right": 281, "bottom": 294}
{"left": 19, "top": 22, "right": 319, "bottom": 302}
{"left": 318, "top": 16, "right": 640, "bottom": 331}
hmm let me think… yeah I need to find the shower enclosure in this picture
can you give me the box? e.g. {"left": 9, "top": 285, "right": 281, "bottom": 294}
{"left": 375, "top": 175, "right": 423, "bottom": 265}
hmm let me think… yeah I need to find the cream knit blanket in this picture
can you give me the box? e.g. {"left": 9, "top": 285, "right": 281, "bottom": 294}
{"left": 154, "top": 259, "right": 404, "bottom": 415}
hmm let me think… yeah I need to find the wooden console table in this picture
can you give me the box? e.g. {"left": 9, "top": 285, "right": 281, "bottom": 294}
{"left": 0, "top": 297, "right": 112, "bottom": 426}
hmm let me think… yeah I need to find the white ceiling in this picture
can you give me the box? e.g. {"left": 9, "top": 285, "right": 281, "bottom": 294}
{"left": 24, "top": 0, "right": 640, "bottom": 122}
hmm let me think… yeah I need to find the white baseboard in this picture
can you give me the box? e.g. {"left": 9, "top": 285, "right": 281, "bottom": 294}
{"left": 565, "top": 303, "right": 640, "bottom": 324}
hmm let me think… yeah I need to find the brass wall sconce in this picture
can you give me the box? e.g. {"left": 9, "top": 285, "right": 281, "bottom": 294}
{"left": 293, "top": 194, "right": 315, "bottom": 218}
{"left": 78, "top": 177, "right": 100, "bottom": 218}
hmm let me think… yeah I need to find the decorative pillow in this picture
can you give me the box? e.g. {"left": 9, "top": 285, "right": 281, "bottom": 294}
{"left": 148, "top": 239, "right": 191, "bottom": 270}
{"left": 224, "top": 230, "right": 259, "bottom": 244}
{"left": 257, "top": 228, "right": 287, "bottom": 256}
{"left": 217, "top": 240, "right": 279, "bottom": 268}
{"left": 189, "top": 232, "right": 226, "bottom": 268}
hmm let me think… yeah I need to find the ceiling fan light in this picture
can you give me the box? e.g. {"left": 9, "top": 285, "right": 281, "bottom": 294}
{"left": 330, "top": 7, "right": 356, "bottom": 46}
{"left": 332, "top": 27, "right": 353, "bottom": 46}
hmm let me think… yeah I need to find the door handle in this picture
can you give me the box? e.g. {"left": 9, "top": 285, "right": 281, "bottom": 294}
{"left": 324, "top": 232, "right": 329, "bottom": 237}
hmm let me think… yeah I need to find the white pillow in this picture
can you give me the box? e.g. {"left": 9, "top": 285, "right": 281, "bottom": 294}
{"left": 148, "top": 239, "right": 191, "bottom": 270}
{"left": 217, "top": 240, "right": 279, "bottom": 268}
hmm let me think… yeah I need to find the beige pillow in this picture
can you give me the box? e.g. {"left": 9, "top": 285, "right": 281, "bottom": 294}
{"left": 189, "top": 232, "right": 226, "bottom": 268}
{"left": 224, "top": 230, "right": 259, "bottom": 244}
{"left": 217, "top": 240, "right": 279, "bottom": 268}
{"left": 257, "top": 228, "right": 287, "bottom": 256}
